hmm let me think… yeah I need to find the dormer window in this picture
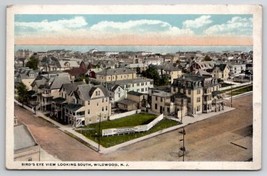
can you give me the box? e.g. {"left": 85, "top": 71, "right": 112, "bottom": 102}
{"left": 96, "top": 90, "right": 100, "bottom": 96}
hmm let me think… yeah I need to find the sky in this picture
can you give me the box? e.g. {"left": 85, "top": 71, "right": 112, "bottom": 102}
{"left": 15, "top": 14, "right": 253, "bottom": 46}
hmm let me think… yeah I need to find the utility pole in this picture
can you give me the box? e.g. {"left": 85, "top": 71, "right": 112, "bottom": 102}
{"left": 230, "top": 84, "right": 233, "bottom": 107}
{"left": 98, "top": 114, "right": 102, "bottom": 152}
{"left": 178, "top": 99, "right": 186, "bottom": 161}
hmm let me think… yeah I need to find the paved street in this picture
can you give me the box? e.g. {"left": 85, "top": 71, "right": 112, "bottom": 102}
{"left": 15, "top": 94, "right": 253, "bottom": 161}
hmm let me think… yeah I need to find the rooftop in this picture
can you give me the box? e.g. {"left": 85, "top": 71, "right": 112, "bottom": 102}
{"left": 97, "top": 68, "right": 135, "bottom": 76}
{"left": 152, "top": 90, "right": 172, "bottom": 97}
{"left": 14, "top": 125, "right": 38, "bottom": 151}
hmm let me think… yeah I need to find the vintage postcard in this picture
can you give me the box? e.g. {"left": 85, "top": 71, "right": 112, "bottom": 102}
{"left": 6, "top": 5, "right": 262, "bottom": 170}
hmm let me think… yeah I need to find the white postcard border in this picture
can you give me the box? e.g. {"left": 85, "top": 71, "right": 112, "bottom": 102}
{"left": 6, "top": 4, "right": 262, "bottom": 170}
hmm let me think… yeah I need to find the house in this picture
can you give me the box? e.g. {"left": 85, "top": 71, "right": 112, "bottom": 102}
{"left": 171, "top": 74, "right": 223, "bottom": 116}
{"left": 117, "top": 99, "right": 138, "bottom": 111}
{"left": 127, "top": 91, "right": 147, "bottom": 109}
{"left": 96, "top": 68, "right": 137, "bottom": 82}
{"left": 207, "top": 64, "right": 230, "bottom": 80}
{"left": 106, "top": 84, "right": 126, "bottom": 103}
{"left": 31, "top": 73, "right": 71, "bottom": 112}
{"left": 150, "top": 90, "right": 175, "bottom": 115}
{"left": 62, "top": 84, "right": 111, "bottom": 127}
{"left": 126, "top": 63, "right": 148, "bottom": 73}
{"left": 156, "top": 64, "right": 183, "bottom": 83}
{"left": 108, "top": 78, "right": 154, "bottom": 94}
{"left": 15, "top": 67, "right": 39, "bottom": 90}
{"left": 228, "top": 62, "right": 246, "bottom": 76}
{"left": 58, "top": 60, "right": 80, "bottom": 70}
{"left": 39, "top": 56, "right": 60, "bottom": 72}
{"left": 190, "top": 61, "right": 216, "bottom": 72}
{"left": 14, "top": 118, "right": 40, "bottom": 161}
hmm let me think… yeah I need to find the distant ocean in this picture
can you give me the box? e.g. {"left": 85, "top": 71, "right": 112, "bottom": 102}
{"left": 15, "top": 45, "right": 253, "bottom": 53}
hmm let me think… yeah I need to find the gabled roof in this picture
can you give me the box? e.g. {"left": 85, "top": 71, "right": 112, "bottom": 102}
{"left": 60, "top": 82, "right": 84, "bottom": 95}
{"left": 76, "top": 84, "right": 94, "bottom": 101}
{"left": 59, "top": 60, "right": 79, "bottom": 68}
{"left": 48, "top": 76, "right": 71, "bottom": 89}
{"left": 213, "top": 64, "right": 228, "bottom": 72}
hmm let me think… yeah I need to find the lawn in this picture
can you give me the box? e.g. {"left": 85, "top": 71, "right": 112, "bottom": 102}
{"left": 76, "top": 113, "right": 179, "bottom": 147}
{"left": 227, "top": 85, "right": 253, "bottom": 96}
{"left": 221, "top": 84, "right": 251, "bottom": 93}
{"left": 220, "top": 83, "right": 234, "bottom": 88}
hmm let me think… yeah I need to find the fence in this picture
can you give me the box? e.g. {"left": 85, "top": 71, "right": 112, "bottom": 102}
{"left": 14, "top": 99, "right": 35, "bottom": 113}
{"left": 102, "top": 114, "right": 163, "bottom": 136}
{"left": 109, "top": 109, "right": 141, "bottom": 120}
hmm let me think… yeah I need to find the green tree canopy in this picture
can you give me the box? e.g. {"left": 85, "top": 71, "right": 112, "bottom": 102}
{"left": 203, "top": 55, "right": 212, "bottom": 61}
{"left": 142, "top": 65, "right": 161, "bottom": 86}
{"left": 26, "top": 55, "right": 39, "bottom": 70}
{"left": 160, "top": 74, "right": 170, "bottom": 86}
{"left": 17, "top": 82, "right": 29, "bottom": 103}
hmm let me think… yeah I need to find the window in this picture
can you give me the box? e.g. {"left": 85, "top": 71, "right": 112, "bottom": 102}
{"left": 106, "top": 106, "right": 108, "bottom": 111}
{"left": 141, "top": 83, "right": 144, "bottom": 86}
{"left": 102, "top": 107, "right": 104, "bottom": 111}
{"left": 102, "top": 98, "right": 104, "bottom": 102}
{"left": 155, "top": 103, "right": 158, "bottom": 110}
{"left": 197, "top": 105, "right": 201, "bottom": 112}
{"left": 96, "top": 91, "right": 100, "bottom": 96}
{"left": 161, "top": 97, "right": 163, "bottom": 102}
{"left": 197, "top": 97, "right": 201, "bottom": 102}
{"left": 118, "top": 93, "right": 121, "bottom": 98}
{"left": 97, "top": 103, "right": 99, "bottom": 106}
{"left": 88, "top": 110, "right": 90, "bottom": 114}
{"left": 155, "top": 96, "right": 158, "bottom": 101}
{"left": 141, "top": 88, "right": 144, "bottom": 92}
{"left": 188, "top": 89, "right": 191, "bottom": 95}
{"left": 197, "top": 89, "right": 201, "bottom": 94}
{"left": 188, "top": 98, "right": 191, "bottom": 103}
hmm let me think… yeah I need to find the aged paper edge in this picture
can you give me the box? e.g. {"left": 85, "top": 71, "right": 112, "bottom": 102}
{"left": 6, "top": 4, "right": 262, "bottom": 170}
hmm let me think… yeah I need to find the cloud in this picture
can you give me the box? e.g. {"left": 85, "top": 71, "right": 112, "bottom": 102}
{"left": 204, "top": 16, "right": 252, "bottom": 36}
{"left": 90, "top": 19, "right": 194, "bottom": 36}
{"left": 15, "top": 16, "right": 88, "bottom": 33}
{"left": 183, "top": 15, "right": 212, "bottom": 29}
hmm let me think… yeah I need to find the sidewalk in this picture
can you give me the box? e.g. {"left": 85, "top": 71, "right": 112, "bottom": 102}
{"left": 34, "top": 106, "right": 235, "bottom": 154}
{"left": 36, "top": 111, "right": 101, "bottom": 152}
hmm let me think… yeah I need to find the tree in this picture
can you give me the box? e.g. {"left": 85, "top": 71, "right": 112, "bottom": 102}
{"left": 17, "top": 82, "right": 29, "bottom": 103}
{"left": 160, "top": 74, "right": 170, "bottom": 86}
{"left": 136, "top": 67, "right": 141, "bottom": 74}
{"left": 26, "top": 55, "right": 39, "bottom": 70}
{"left": 142, "top": 65, "right": 161, "bottom": 86}
{"left": 203, "top": 55, "right": 212, "bottom": 61}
